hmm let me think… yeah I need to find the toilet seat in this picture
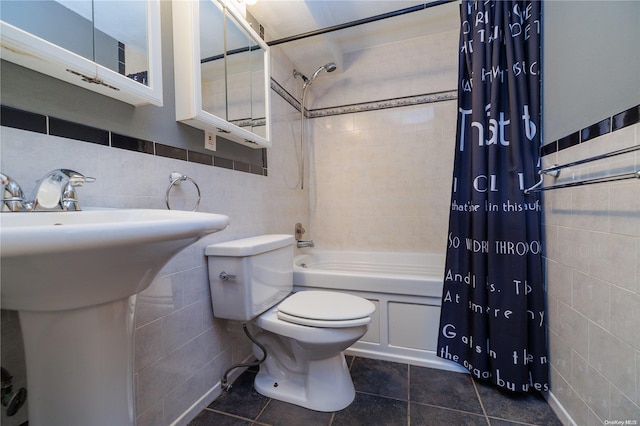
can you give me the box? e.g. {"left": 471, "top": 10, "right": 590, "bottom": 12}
{"left": 276, "top": 291, "right": 375, "bottom": 328}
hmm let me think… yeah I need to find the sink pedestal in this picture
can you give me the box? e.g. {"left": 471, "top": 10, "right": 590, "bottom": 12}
{"left": 19, "top": 296, "right": 136, "bottom": 426}
{"left": 1, "top": 209, "right": 230, "bottom": 424}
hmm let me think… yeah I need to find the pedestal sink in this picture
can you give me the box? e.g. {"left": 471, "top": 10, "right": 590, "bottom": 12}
{"left": 0, "top": 209, "right": 229, "bottom": 426}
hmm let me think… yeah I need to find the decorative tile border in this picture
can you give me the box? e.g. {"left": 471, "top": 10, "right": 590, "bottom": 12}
{"left": 0, "top": 105, "right": 267, "bottom": 176}
{"left": 541, "top": 104, "right": 640, "bottom": 157}
{"left": 309, "top": 90, "right": 458, "bottom": 118}
{"left": 270, "top": 78, "right": 457, "bottom": 119}
{"left": 270, "top": 78, "right": 303, "bottom": 115}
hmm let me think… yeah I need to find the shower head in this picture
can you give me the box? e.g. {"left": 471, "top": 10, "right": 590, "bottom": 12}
{"left": 310, "top": 62, "right": 337, "bottom": 82}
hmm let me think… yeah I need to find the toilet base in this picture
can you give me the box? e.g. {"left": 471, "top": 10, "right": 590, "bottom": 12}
{"left": 254, "top": 353, "right": 355, "bottom": 412}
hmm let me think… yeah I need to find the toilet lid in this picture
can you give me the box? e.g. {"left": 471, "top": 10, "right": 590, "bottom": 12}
{"left": 277, "top": 291, "right": 375, "bottom": 325}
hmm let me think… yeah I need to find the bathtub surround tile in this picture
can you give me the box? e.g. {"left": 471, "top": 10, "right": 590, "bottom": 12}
{"left": 543, "top": 121, "right": 640, "bottom": 426}
{"left": 191, "top": 357, "right": 560, "bottom": 425}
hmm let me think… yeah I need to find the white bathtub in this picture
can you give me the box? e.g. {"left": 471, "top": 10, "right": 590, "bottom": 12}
{"left": 293, "top": 250, "right": 466, "bottom": 373}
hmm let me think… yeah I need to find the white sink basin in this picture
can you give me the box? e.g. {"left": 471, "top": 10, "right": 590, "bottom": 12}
{"left": 0, "top": 209, "right": 229, "bottom": 425}
{"left": 1, "top": 209, "right": 229, "bottom": 311}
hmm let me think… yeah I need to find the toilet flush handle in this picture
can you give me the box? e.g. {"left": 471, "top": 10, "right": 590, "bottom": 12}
{"left": 219, "top": 271, "right": 236, "bottom": 281}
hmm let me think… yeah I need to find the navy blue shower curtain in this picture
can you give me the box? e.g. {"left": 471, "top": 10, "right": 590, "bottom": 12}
{"left": 437, "top": 0, "right": 548, "bottom": 392}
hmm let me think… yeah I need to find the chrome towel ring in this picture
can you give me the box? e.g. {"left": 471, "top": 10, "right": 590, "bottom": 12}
{"left": 165, "top": 172, "right": 201, "bottom": 211}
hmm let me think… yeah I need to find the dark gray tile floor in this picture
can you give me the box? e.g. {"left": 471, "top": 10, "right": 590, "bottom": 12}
{"left": 189, "top": 357, "right": 561, "bottom": 426}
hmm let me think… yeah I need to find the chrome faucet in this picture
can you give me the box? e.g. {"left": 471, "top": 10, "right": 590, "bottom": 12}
{"left": 1, "top": 169, "right": 95, "bottom": 212}
{"left": 1, "top": 173, "right": 27, "bottom": 212}
{"left": 297, "top": 240, "right": 314, "bottom": 248}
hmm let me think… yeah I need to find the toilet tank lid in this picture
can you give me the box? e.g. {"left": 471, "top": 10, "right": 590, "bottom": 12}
{"left": 205, "top": 234, "right": 295, "bottom": 257}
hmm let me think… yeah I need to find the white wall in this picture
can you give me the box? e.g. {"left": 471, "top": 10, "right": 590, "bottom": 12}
{"left": 543, "top": 1, "right": 640, "bottom": 142}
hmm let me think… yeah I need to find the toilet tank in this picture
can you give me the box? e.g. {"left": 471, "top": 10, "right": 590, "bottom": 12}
{"left": 205, "top": 234, "right": 295, "bottom": 321}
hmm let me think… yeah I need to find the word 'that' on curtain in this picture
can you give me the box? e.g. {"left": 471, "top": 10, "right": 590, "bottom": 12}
{"left": 437, "top": 0, "right": 549, "bottom": 393}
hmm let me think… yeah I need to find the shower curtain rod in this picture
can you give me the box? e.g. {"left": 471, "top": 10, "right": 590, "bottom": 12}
{"left": 524, "top": 145, "right": 640, "bottom": 194}
{"left": 266, "top": 0, "right": 458, "bottom": 47}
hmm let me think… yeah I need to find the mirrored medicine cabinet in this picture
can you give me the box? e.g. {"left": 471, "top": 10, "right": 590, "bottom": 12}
{"left": 0, "top": 0, "right": 163, "bottom": 106}
{"left": 172, "top": 0, "right": 271, "bottom": 149}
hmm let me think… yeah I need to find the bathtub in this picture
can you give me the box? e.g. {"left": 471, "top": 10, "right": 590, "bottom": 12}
{"left": 293, "top": 250, "right": 466, "bottom": 373}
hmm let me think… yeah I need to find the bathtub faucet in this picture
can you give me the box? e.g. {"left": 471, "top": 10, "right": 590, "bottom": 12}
{"left": 297, "top": 240, "right": 315, "bottom": 248}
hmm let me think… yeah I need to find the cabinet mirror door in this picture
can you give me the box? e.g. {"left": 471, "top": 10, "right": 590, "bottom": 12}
{"left": 173, "top": 0, "right": 270, "bottom": 148}
{"left": 1, "top": 0, "right": 162, "bottom": 106}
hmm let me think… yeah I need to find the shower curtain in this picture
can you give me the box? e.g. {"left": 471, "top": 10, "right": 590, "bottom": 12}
{"left": 437, "top": 0, "right": 548, "bottom": 392}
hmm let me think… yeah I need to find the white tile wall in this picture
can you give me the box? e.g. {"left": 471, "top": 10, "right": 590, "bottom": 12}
{"left": 304, "top": 31, "right": 459, "bottom": 253}
{"left": 543, "top": 122, "right": 640, "bottom": 423}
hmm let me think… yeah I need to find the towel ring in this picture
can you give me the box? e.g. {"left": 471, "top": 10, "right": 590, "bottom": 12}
{"left": 165, "top": 172, "right": 201, "bottom": 211}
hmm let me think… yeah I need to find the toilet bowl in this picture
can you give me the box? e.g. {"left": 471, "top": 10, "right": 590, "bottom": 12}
{"left": 206, "top": 235, "right": 375, "bottom": 411}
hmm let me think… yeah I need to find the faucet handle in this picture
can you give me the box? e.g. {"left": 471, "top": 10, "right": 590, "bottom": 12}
{"left": 62, "top": 169, "right": 96, "bottom": 187}
{"left": 1, "top": 173, "right": 27, "bottom": 212}
{"left": 61, "top": 171, "right": 95, "bottom": 211}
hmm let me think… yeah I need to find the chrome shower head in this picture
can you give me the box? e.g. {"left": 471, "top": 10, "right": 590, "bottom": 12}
{"left": 310, "top": 62, "right": 337, "bottom": 82}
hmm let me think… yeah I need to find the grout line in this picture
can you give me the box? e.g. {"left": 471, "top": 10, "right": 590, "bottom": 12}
{"left": 410, "top": 400, "right": 487, "bottom": 419}
{"left": 486, "top": 416, "right": 538, "bottom": 426}
{"left": 201, "top": 407, "right": 257, "bottom": 423}
{"left": 471, "top": 378, "right": 491, "bottom": 426}
{"left": 254, "top": 398, "right": 272, "bottom": 423}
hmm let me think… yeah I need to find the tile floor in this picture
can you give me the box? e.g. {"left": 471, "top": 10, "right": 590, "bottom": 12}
{"left": 189, "top": 356, "right": 562, "bottom": 426}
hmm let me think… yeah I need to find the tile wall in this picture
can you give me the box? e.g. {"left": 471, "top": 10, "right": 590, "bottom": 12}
{"left": 306, "top": 29, "right": 459, "bottom": 252}
{"left": 542, "top": 106, "right": 640, "bottom": 425}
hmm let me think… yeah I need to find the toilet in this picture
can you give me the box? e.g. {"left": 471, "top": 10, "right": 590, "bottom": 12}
{"left": 205, "top": 234, "right": 375, "bottom": 412}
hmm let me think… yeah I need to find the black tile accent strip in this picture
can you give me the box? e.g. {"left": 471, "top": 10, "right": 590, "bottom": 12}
{"left": 188, "top": 151, "right": 214, "bottom": 166}
{"left": 540, "top": 141, "right": 557, "bottom": 157}
{"left": 580, "top": 117, "right": 610, "bottom": 143}
{"left": 557, "top": 131, "right": 580, "bottom": 151}
{"left": 612, "top": 104, "right": 640, "bottom": 131}
{"left": 1, "top": 104, "right": 267, "bottom": 176}
{"left": 553, "top": 103, "right": 640, "bottom": 154}
{"left": 112, "top": 133, "right": 154, "bottom": 154}
{"left": 49, "top": 117, "right": 109, "bottom": 145}
{"left": 155, "top": 143, "right": 188, "bottom": 161}
{"left": 214, "top": 157, "right": 234, "bottom": 170}
{"left": 1, "top": 105, "right": 47, "bottom": 134}
{"left": 234, "top": 162, "right": 251, "bottom": 173}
